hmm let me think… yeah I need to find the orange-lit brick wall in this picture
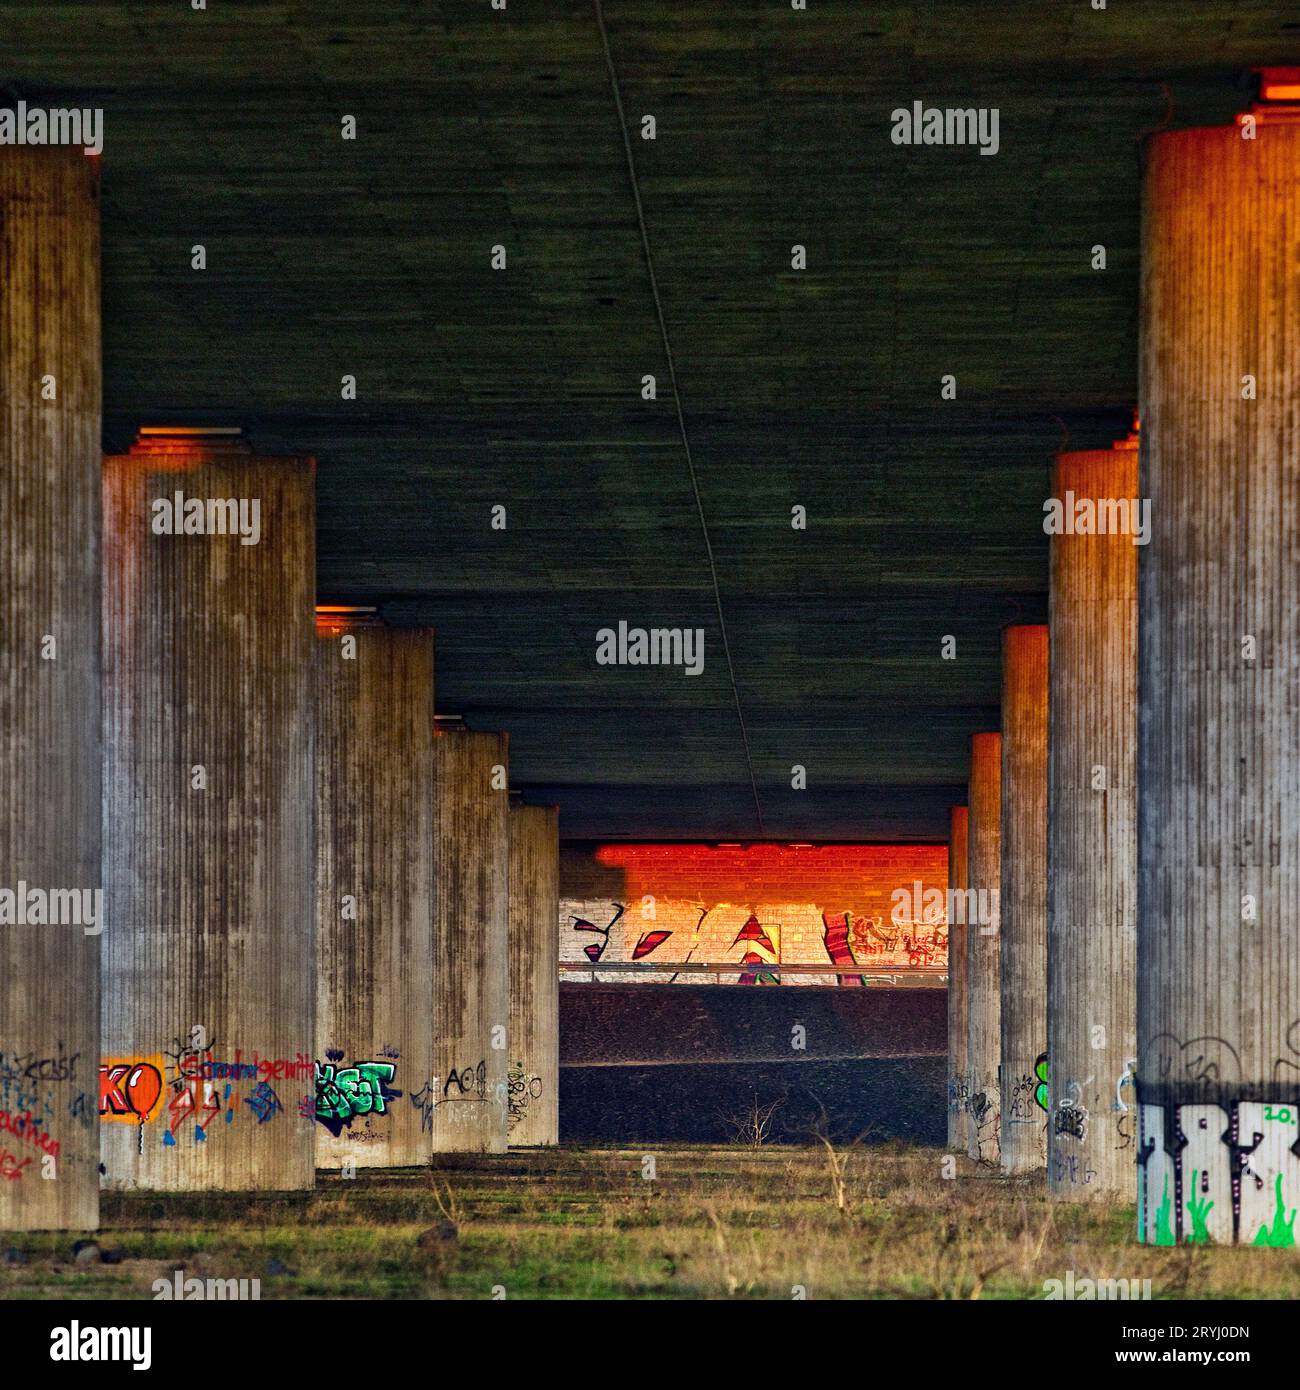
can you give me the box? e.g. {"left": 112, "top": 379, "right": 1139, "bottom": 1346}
{"left": 560, "top": 843, "right": 949, "bottom": 985}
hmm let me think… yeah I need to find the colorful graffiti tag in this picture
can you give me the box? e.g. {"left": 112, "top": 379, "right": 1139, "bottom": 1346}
{"left": 1034, "top": 1055, "right": 1050, "bottom": 1112}
{"left": 96, "top": 1037, "right": 314, "bottom": 1155}
{"left": 561, "top": 843, "right": 949, "bottom": 985}
{"left": 99, "top": 1059, "right": 165, "bottom": 1124}
{"left": 558, "top": 900, "right": 945, "bottom": 978}
{"left": 1139, "top": 1100, "right": 1300, "bottom": 1247}
{"left": 244, "top": 1081, "right": 283, "bottom": 1124}
{"left": 572, "top": 903, "right": 625, "bottom": 963}
{"left": 822, "top": 912, "right": 862, "bottom": 987}
{"left": 564, "top": 900, "right": 946, "bottom": 984}
{"left": 314, "top": 1060, "right": 401, "bottom": 1137}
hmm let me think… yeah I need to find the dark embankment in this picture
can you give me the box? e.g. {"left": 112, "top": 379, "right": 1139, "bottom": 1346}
{"left": 559, "top": 984, "right": 946, "bottom": 1145}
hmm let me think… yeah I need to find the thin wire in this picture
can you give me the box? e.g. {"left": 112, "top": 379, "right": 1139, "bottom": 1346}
{"left": 593, "top": 0, "right": 766, "bottom": 837}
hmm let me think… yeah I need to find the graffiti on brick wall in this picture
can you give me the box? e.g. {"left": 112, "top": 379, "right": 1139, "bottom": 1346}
{"left": 561, "top": 844, "right": 949, "bottom": 984}
{"left": 562, "top": 898, "right": 946, "bottom": 984}
{"left": 574, "top": 902, "right": 679, "bottom": 965}
{"left": 839, "top": 911, "right": 947, "bottom": 968}
{"left": 734, "top": 914, "right": 779, "bottom": 984}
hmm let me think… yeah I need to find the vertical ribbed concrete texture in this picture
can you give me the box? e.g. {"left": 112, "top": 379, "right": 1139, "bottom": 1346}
{"left": 946, "top": 805, "right": 969, "bottom": 1150}
{"left": 999, "top": 625, "right": 1049, "bottom": 1175}
{"left": 315, "top": 621, "right": 434, "bottom": 1168}
{"left": 0, "top": 150, "right": 101, "bottom": 1231}
{"left": 507, "top": 804, "right": 559, "bottom": 1147}
{"left": 966, "top": 732, "right": 1002, "bottom": 1164}
{"left": 431, "top": 731, "right": 509, "bottom": 1152}
{"left": 1047, "top": 443, "right": 1138, "bottom": 1200}
{"left": 102, "top": 433, "right": 316, "bottom": 1191}
{"left": 1137, "top": 119, "right": 1300, "bottom": 1246}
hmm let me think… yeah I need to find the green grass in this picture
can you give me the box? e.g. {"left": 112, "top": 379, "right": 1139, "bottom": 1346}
{"left": 2, "top": 1144, "right": 1298, "bottom": 1299}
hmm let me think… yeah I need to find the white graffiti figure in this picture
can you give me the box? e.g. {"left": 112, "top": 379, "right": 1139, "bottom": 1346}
{"left": 1114, "top": 1058, "right": 1137, "bottom": 1114}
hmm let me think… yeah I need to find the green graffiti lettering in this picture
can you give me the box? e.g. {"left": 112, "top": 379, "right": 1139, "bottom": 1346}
{"left": 1252, "top": 1174, "right": 1297, "bottom": 1249}
{"left": 1153, "top": 1174, "right": 1175, "bottom": 1246}
{"left": 1185, "top": 1169, "right": 1213, "bottom": 1244}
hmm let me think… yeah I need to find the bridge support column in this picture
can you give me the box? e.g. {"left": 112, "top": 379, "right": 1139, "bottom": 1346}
{"left": 1137, "top": 115, "right": 1300, "bottom": 1245}
{"left": 946, "top": 805, "right": 969, "bottom": 1151}
{"left": 966, "top": 732, "right": 1002, "bottom": 1164}
{"left": 0, "top": 149, "right": 101, "bottom": 1230}
{"left": 1047, "top": 439, "right": 1138, "bottom": 1199}
{"left": 1000, "top": 625, "right": 1049, "bottom": 1175}
{"left": 314, "top": 617, "right": 435, "bottom": 1167}
{"left": 507, "top": 804, "right": 560, "bottom": 1147}
{"left": 102, "top": 429, "right": 316, "bottom": 1191}
{"left": 431, "top": 730, "right": 510, "bottom": 1152}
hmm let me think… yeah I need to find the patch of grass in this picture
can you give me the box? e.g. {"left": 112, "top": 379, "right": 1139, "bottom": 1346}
{"left": 2, "top": 1145, "right": 1298, "bottom": 1298}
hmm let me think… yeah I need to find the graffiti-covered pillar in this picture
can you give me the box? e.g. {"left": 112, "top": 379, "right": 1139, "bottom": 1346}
{"left": 999, "top": 625, "right": 1049, "bottom": 1175}
{"left": 507, "top": 804, "right": 560, "bottom": 1147}
{"left": 314, "top": 616, "right": 435, "bottom": 1167}
{"left": 102, "top": 429, "right": 316, "bottom": 1191}
{"left": 431, "top": 730, "right": 510, "bottom": 1153}
{"left": 946, "top": 805, "right": 969, "bottom": 1151}
{"left": 0, "top": 149, "right": 101, "bottom": 1231}
{"left": 1047, "top": 439, "right": 1138, "bottom": 1200}
{"left": 1137, "top": 110, "right": 1300, "bottom": 1246}
{"left": 966, "top": 732, "right": 1002, "bottom": 1164}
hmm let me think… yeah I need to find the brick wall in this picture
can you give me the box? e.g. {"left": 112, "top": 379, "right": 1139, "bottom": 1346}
{"left": 560, "top": 842, "right": 949, "bottom": 984}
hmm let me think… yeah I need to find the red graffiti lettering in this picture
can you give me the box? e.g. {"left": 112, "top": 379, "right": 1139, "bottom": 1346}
{"left": 0, "top": 1147, "right": 32, "bottom": 1182}
{"left": 99, "top": 1062, "right": 163, "bottom": 1119}
{"left": 0, "top": 1110, "right": 60, "bottom": 1158}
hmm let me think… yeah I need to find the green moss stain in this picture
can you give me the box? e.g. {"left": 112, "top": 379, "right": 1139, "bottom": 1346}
{"left": 1252, "top": 1175, "right": 1297, "bottom": 1249}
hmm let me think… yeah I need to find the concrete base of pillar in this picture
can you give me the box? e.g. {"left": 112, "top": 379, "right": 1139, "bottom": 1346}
{"left": 1139, "top": 1102, "right": 1300, "bottom": 1247}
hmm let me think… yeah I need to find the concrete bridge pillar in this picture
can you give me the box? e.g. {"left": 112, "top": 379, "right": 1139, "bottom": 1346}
{"left": 314, "top": 617, "right": 435, "bottom": 1167}
{"left": 102, "top": 429, "right": 316, "bottom": 1191}
{"left": 507, "top": 804, "right": 560, "bottom": 1147}
{"left": 946, "top": 805, "right": 969, "bottom": 1150}
{"left": 431, "top": 730, "right": 510, "bottom": 1153}
{"left": 0, "top": 149, "right": 101, "bottom": 1230}
{"left": 1000, "top": 625, "right": 1049, "bottom": 1175}
{"left": 1047, "top": 438, "right": 1138, "bottom": 1199}
{"left": 1137, "top": 113, "right": 1300, "bottom": 1245}
{"left": 966, "top": 732, "right": 1002, "bottom": 1164}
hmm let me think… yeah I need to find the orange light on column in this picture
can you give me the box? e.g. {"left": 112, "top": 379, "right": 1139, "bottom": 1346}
{"left": 1138, "top": 110, "right": 1300, "bottom": 1245}
{"left": 315, "top": 604, "right": 379, "bottom": 636}
{"left": 1258, "top": 67, "right": 1300, "bottom": 101}
{"left": 1238, "top": 68, "right": 1300, "bottom": 127}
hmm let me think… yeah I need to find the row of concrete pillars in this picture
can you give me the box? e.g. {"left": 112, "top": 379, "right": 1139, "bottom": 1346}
{"left": 947, "top": 114, "right": 1300, "bottom": 1247}
{"left": 0, "top": 148, "right": 559, "bottom": 1232}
